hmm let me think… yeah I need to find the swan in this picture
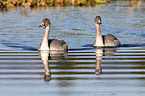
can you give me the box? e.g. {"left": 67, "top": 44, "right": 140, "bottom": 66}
{"left": 93, "top": 16, "right": 121, "bottom": 47}
{"left": 38, "top": 18, "right": 68, "bottom": 51}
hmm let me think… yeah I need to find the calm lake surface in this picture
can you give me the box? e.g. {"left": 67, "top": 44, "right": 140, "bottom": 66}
{"left": 0, "top": 0, "right": 145, "bottom": 96}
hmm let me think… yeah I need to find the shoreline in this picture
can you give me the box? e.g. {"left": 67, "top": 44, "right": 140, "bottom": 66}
{"left": 0, "top": 0, "right": 110, "bottom": 8}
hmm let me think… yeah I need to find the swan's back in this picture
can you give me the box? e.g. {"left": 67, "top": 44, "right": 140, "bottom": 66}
{"left": 49, "top": 39, "right": 68, "bottom": 51}
{"left": 103, "top": 34, "right": 121, "bottom": 47}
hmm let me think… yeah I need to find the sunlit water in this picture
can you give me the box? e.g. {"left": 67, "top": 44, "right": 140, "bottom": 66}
{"left": 0, "top": 1, "right": 145, "bottom": 96}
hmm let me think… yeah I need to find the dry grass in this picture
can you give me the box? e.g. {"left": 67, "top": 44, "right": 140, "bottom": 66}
{"left": 0, "top": 0, "right": 110, "bottom": 7}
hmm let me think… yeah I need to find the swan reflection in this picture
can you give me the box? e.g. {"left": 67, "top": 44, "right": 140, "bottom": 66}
{"left": 95, "top": 48, "right": 116, "bottom": 75}
{"left": 95, "top": 48, "right": 103, "bottom": 75}
{"left": 39, "top": 50, "right": 67, "bottom": 81}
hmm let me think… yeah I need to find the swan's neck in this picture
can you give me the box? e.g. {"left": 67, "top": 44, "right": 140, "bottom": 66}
{"left": 40, "top": 26, "right": 50, "bottom": 50}
{"left": 94, "top": 24, "right": 104, "bottom": 47}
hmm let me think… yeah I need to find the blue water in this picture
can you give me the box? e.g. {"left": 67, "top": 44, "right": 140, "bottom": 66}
{"left": 0, "top": 1, "right": 145, "bottom": 50}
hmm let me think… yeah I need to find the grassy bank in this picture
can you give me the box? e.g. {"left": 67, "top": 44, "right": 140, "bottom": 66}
{"left": 0, "top": 0, "right": 110, "bottom": 8}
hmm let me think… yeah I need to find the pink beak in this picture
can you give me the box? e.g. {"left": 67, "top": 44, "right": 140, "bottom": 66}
{"left": 39, "top": 22, "right": 44, "bottom": 27}
{"left": 98, "top": 20, "right": 101, "bottom": 24}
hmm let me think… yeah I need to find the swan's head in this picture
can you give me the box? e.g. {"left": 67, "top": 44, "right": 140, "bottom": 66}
{"left": 39, "top": 18, "right": 51, "bottom": 27}
{"left": 95, "top": 16, "right": 102, "bottom": 25}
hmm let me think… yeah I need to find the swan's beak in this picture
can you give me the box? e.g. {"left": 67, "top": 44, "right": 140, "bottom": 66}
{"left": 98, "top": 20, "right": 101, "bottom": 24}
{"left": 39, "top": 22, "right": 44, "bottom": 27}
{"left": 97, "top": 20, "right": 102, "bottom": 25}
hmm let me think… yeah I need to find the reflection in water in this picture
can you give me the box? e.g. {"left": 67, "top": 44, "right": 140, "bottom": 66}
{"left": 39, "top": 51, "right": 51, "bottom": 81}
{"left": 0, "top": 47, "right": 145, "bottom": 96}
{"left": 95, "top": 48, "right": 103, "bottom": 75}
{"left": 95, "top": 48, "right": 116, "bottom": 75}
{"left": 39, "top": 50, "right": 67, "bottom": 81}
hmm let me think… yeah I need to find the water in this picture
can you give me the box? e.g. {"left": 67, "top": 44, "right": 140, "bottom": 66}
{"left": 0, "top": 1, "right": 145, "bottom": 96}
